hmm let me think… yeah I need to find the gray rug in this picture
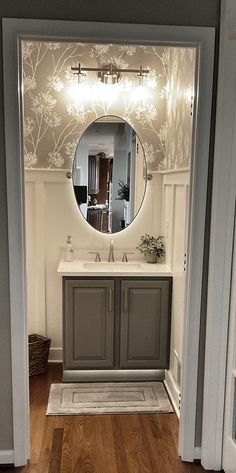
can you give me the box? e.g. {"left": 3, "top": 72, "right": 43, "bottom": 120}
{"left": 46, "top": 381, "right": 173, "bottom": 416}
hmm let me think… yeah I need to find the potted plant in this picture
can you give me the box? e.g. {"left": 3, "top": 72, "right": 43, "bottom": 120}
{"left": 137, "top": 234, "right": 165, "bottom": 263}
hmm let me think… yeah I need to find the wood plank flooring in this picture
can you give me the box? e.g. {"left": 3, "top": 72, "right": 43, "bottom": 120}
{"left": 0, "top": 364, "right": 221, "bottom": 473}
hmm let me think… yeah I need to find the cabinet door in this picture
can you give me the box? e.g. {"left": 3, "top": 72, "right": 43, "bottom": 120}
{"left": 64, "top": 279, "right": 114, "bottom": 369}
{"left": 88, "top": 155, "right": 100, "bottom": 194}
{"left": 120, "top": 279, "right": 171, "bottom": 369}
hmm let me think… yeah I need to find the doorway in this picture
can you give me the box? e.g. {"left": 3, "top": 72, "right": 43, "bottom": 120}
{"left": 2, "top": 19, "right": 215, "bottom": 466}
{"left": 22, "top": 37, "right": 196, "bottom": 379}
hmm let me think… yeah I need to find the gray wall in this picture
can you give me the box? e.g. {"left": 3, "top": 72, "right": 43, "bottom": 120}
{"left": 0, "top": 0, "right": 220, "bottom": 453}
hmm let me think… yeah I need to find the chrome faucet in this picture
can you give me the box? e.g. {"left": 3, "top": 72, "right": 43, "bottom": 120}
{"left": 108, "top": 239, "right": 115, "bottom": 262}
{"left": 89, "top": 251, "right": 101, "bottom": 262}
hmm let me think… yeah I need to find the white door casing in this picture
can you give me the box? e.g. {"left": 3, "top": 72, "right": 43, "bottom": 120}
{"left": 2, "top": 19, "right": 214, "bottom": 466}
{"left": 222, "top": 208, "right": 236, "bottom": 473}
{"left": 201, "top": 1, "right": 236, "bottom": 469}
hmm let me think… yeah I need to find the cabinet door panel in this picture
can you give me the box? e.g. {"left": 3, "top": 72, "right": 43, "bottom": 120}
{"left": 64, "top": 279, "right": 114, "bottom": 369}
{"left": 88, "top": 155, "right": 100, "bottom": 194}
{"left": 120, "top": 280, "right": 171, "bottom": 368}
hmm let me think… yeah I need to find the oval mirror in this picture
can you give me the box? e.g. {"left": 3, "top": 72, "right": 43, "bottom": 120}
{"left": 72, "top": 115, "right": 147, "bottom": 234}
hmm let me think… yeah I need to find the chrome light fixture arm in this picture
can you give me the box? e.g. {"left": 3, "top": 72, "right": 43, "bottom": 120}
{"left": 71, "top": 63, "right": 149, "bottom": 84}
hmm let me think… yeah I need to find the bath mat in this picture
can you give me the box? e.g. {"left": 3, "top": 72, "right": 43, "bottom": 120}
{"left": 46, "top": 381, "right": 173, "bottom": 415}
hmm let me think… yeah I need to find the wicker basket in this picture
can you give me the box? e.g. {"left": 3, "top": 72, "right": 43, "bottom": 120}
{"left": 28, "top": 334, "right": 51, "bottom": 376}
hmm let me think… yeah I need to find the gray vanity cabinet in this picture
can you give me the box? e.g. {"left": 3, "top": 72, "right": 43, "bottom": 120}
{"left": 63, "top": 279, "right": 114, "bottom": 369}
{"left": 120, "top": 280, "right": 170, "bottom": 368}
{"left": 63, "top": 276, "right": 171, "bottom": 378}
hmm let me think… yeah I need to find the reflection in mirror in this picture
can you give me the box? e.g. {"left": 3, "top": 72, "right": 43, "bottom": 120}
{"left": 72, "top": 116, "right": 147, "bottom": 234}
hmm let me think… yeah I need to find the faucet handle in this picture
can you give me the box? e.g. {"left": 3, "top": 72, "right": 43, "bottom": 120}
{"left": 89, "top": 251, "right": 101, "bottom": 262}
{"left": 108, "top": 239, "right": 115, "bottom": 262}
{"left": 122, "top": 252, "right": 134, "bottom": 262}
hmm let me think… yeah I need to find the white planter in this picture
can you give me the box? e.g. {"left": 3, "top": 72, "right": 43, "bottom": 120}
{"left": 145, "top": 253, "right": 157, "bottom": 263}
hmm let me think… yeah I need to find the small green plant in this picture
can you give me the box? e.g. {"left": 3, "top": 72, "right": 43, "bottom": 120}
{"left": 137, "top": 234, "right": 165, "bottom": 257}
{"left": 116, "top": 180, "right": 130, "bottom": 201}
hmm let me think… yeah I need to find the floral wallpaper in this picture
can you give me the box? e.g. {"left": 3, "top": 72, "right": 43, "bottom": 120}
{"left": 165, "top": 48, "right": 196, "bottom": 170}
{"left": 21, "top": 40, "right": 169, "bottom": 171}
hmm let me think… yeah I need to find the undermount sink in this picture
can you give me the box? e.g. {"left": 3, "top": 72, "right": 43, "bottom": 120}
{"left": 57, "top": 259, "right": 172, "bottom": 277}
{"left": 83, "top": 262, "right": 144, "bottom": 271}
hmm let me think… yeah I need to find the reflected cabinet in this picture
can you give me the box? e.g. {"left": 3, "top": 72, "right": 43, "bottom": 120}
{"left": 88, "top": 155, "right": 100, "bottom": 194}
{"left": 63, "top": 277, "right": 172, "bottom": 373}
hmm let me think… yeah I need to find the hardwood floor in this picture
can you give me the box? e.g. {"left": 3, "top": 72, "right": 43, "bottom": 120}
{"left": 1, "top": 364, "right": 220, "bottom": 473}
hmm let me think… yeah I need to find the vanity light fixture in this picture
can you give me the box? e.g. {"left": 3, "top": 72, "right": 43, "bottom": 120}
{"left": 71, "top": 63, "right": 149, "bottom": 85}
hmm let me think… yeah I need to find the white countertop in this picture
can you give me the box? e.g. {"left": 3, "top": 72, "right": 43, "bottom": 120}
{"left": 57, "top": 259, "right": 172, "bottom": 277}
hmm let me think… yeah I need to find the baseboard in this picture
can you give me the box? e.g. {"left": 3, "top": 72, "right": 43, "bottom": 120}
{"left": 194, "top": 447, "right": 201, "bottom": 460}
{"left": 49, "top": 347, "right": 63, "bottom": 362}
{"left": 164, "top": 369, "right": 181, "bottom": 418}
{"left": 164, "top": 372, "right": 202, "bottom": 460}
{"left": 0, "top": 449, "right": 14, "bottom": 464}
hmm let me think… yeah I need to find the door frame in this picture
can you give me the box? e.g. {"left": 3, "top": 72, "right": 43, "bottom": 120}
{"left": 222, "top": 205, "right": 236, "bottom": 471}
{"left": 2, "top": 18, "right": 215, "bottom": 466}
{"left": 201, "top": 0, "right": 236, "bottom": 469}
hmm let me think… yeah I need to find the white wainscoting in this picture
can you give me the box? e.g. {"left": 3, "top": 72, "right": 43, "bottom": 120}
{"left": 24, "top": 169, "right": 163, "bottom": 359}
{"left": 162, "top": 170, "right": 190, "bottom": 394}
{"left": 25, "top": 169, "right": 78, "bottom": 360}
{"left": 25, "top": 168, "right": 188, "bottom": 368}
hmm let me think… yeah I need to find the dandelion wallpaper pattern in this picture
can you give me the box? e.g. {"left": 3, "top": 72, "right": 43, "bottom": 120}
{"left": 165, "top": 48, "right": 196, "bottom": 169}
{"left": 22, "top": 40, "right": 195, "bottom": 171}
{"left": 22, "top": 40, "right": 168, "bottom": 171}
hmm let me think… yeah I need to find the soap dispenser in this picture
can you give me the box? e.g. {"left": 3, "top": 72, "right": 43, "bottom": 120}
{"left": 64, "top": 235, "right": 74, "bottom": 262}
